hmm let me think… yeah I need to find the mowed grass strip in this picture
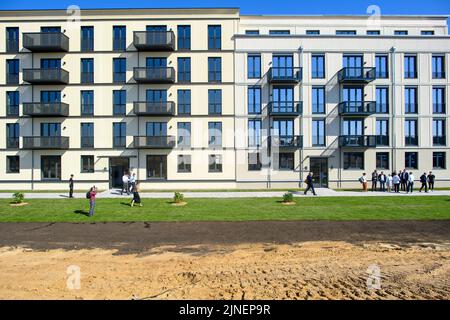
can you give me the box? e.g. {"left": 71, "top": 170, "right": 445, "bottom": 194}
{"left": 0, "top": 196, "right": 449, "bottom": 222}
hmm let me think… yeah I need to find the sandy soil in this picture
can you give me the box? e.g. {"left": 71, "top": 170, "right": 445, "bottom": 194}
{"left": 0, "top": 241, "right": 449, "bottom": 300}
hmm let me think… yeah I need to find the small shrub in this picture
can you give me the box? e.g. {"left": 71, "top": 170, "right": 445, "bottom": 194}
{"left": 282, "top": 192, "right": 294, "bottom": 203}
{"left": 12, "top": 192, "right": 25, "bottom": 204}
{"left": 173, "top": 192, "right": 185, "bottom": 203}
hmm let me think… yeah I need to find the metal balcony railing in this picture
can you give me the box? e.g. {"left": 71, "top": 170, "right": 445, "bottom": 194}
{"left": 338, "top": 101, "right": 376, "bottom": 116}
{"left": 268, "top": 67, "right": 302, "bottom": 83}
{"left": 271, "top": 135, "right": 303, "bottom": 149}
{"left": 23, "top": 68, "right": 69, "bottom": 84}
{"left": 268, "top": 101, "right": 302, "bottom": 116}
{"left": 338, "top": 67, "right": 376, "bottom": 83}
{"left": 133, "top": 136, "right": 176, "bottom": 149}
{"left": 22, "top": 136, "right": 70, "bottom": 149}
{"left": 133, "top": 67, "right": 176, "bottom": 83}
{"left": 133, "top": 101, "right": 176, "bottom": 116}
{"left": 133, "top": 31, "right": 175, "bottom": 51}
{"left": 339, "top": 135, "right": 377, "bottom": 147}
{"left": 23, "top": 32, "right": 69, "bottom": 52}
{"left": 23, "top": 102, "right": 69, "bottom": 117}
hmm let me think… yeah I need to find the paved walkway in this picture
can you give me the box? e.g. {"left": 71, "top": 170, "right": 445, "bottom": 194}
{"left": 0, "top": 188, "right": 449, "bottom": 199}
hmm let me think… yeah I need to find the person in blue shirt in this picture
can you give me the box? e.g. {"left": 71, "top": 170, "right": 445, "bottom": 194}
{"left": 419, "top": 172, "right": 428, "bottom": 193}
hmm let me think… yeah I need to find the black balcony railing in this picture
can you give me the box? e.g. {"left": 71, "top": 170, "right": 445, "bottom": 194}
{"left": 338, "top": 67, "right": 376, "bottom": 83}
{"left": 133, "top": 136, "right": 176, "bottom": 149}
{"left": 22, "top": 136, "right": 70, "bottom": 149}
{"left": 376, "top": 135, "right": 389, "bottom": 146}
{"left": 433, "top": 136, "right": 446, "bottom": 146}
{"left": 268, "top": 67, "right": 302, "bottom": 83}
{"left": 133, "top": 31, "right": 176, "bottom": 51}
{"left": 338, "top": 101, "right": 376, "bottom": 116}
{"left": 6, "top": 137, "right": 19, "bottom": 149}
{"left": 268, "top": 101, "right": 302, "bottom": 116}
{"left": 113, "top": 137, "right": 127, "bottom": 148}
{"left": 133, "top": 101, "right": 176, "bottom": 116}
{"left": 81, "top": 137, "right": 94, "bottom": 148}
{"left": 405, "top": 136, "right": 418, "bottom": 146}
{"left": 133, "top": 67, "right": 176, "bottom": 83}
{"left": 23, "top": 68, "right": 69, "bottom": 84}
{"left": 339, "top": 135, "right": 377, "bottom": 148}
{"left": 23, "top": 102, "right": 69, "bottom": 117}
{"left": 23, "top": 32, "right": 69, "bottom": 52}
{"left": 271, "top": 135, "right": 303, "bottom": 149}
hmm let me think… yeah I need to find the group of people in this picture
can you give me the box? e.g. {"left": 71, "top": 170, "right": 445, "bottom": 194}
{"left": 359, "top": 170, "right": 436, "bottom": 193}
{"left": 121, "top": 172, "right": 142, "bottom": 207}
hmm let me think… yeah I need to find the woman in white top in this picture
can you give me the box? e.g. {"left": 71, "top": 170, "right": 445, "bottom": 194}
{"left": 387, "top": 174, "right": 393, "bottom": 192}
{"left": 392, "top": 173, "right": 401, "bottom": 193}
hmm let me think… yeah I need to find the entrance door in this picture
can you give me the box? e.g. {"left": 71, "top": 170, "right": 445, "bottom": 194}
{"left": 109, "top": 157, "right": 130, "bottom": 188}
{"left": 309, "top": 157, "right": 328, "bottom": 188}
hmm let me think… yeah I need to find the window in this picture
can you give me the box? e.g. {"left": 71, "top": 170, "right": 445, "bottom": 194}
{"left": 177, "top": 25, "right": 191, "bottom": 50}
{"left": 81, "top": 155, "right": 94, "bottom": 173}
{"left": 146, "top": 122, "right": 167, "bottom": 137}
{"left": 376, "top": 153, "right": 389, "bottom": 170}
{"left": 113, "top": 122, "right": 126, "bottom": 147}
{"left": 273, "top": 119, "right": 294, "bottom": 138}
{"left": 40, "top": 58, "right": 61, "bottom": 69}
{"left": 40, "top": 123, "right": 61, "bottom": 137}
{"left": 6, "top": 156, "right": 19, "bottom": 173}
{"left": 248, "top": 87, "right": 261, "bottom": 114}
{"left": 433, "top": 87, "right": 446, "bottom": 114}
{"left": 177, "top": 122, "right": 191, "bottom": 147}
{"left": 433, "top": 152, "right": 446, "bottom": 169}
{"left": 272, "top": 87, "right": 294, "bottom": 113}
{"left": 404, "top": 55, "right": 417, "bottom": 79}
{"left": 375, "top": 55, "right": 389, "bottom": 78}
{"left": 6, "top": 27, "right": 19, "bottom": 53}
{"left": 248, "top": 119, "right": 261, "bottom": 147}
{"left": 81, "top": 90, "right": 94, "bottom": 115}
{"left": 177, "top": 155, "right": 191, "bottom": 173}
{"left": 405, "top": 152, "right": 418, "bottom": 169}
{"left": 113, "top": 58, "right": 126, "bottom": 83}
{"left": 248, "top": 152, "right": 262, "bottom": 171}
{"left": 81, "top": 26, "right": 94, "bottom": 52}
{"left": 269, "top": 30, "right": 290, "bottom": 35}
{"left": 376, "top": 119, "right": 389, "bottom": 146}
{"left": 421, "top": 30, "right": 434, "bottom": 36}
{"left": 247, "top": 55, "right": 261, "bottom": 79}
{"left": 113, "top": 26, "right": 126, "bottom": 51}
{"left": 336, "top": 30, "right": 356, "bottom": 35}
{"left": 344, "top": 152, "right": 364, "bottom": 170}
{"left": 208, "top": 25, "right": 221, "bottom": 50}
{"left": 177, "top": 90, "right": 191, "bottom": 115}
{"left": 6, "top": 123, "right": 19, "bottom": 149}
{"left": 433, "top": 119, "right": 446, "bottom": 146}
{"left": 306, "top": 30, "right": 320, "bottom": 35}
{"left": 342, "top": 118, "right": 363, "bottom": 136}
{"left": 41, "top": 156, "right": 61, "bottom": 180}
{"left": 343, "top": 55, "right": 363, "bottom": 69}
{"left": 311, "top": 55, "right": 325, "bottom": 78}
{"left": 312, "top": 86, "right": 325, "bottom": 114}
{"left": 367, "top": 30, "right": 380, "bottom": 35}
{"left": 177, "top": 57, "right": 191, "bottom": 82}
{"left": 81, "top": 123, "right": 94, "bottom": 148}
{"left": 113, "top": 90, "right": 126, "bottom": 115}
{"left": 208, "top": 57, "right": 221, "bottom": 82}
{"left": 41, "top": 26, "right": 61, "bottom": 33}
{"left": 208, "top": 89, "right": 222, "bottom": 115}
{"left": 312, "top": 119, "right": 325, "bottom": 146}
{"left": 147, "top": 155, "right": 167, "bottom": 179}
{"left": 81, "top": 58, "right": 94, "bottom": 83}
{"left": 405, "top": 119, "right": 418, "bottom": 146}
{"left": 6, "top": 91, "right": 19, "bottom": 116}
{"left": 208, "top": 154, "right": 222, "bottom": 172}
{"left": 6, "top": 59, "right": 19, "bottom": 84}
{"left": 208, "top": 122, "right": 222, "bottom": 147}
{"left": 41, "top": 91, "right": 61, "bottom": 104}
{"left": 432, "top": 55, "right": 445, "bottom": 79}
{"left": 395, "top": 30, "right": 408, "bottom": 35}
{"left": 376, "top": 87, "right": 389, "bottom": 113}
{"left": 405, "top": 87, "right": 418, "bottom": 114}
{"left": 279, "top": 153, "right": 294, "bottom": 170}
{"left": 245, "top": 30, "right": 259, "bottom": 35}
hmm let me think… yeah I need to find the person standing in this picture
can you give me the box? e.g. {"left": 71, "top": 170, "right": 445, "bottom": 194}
{"left": 387, "top": 173, "right": 393, "bottom": 193}
{"left": 359, "top": 173, "right": 368, "bottom": 192}
{"left": 392, "top": 172, "right": 401, "bottom": 193}
{"left": 371, "top": 170, "right": 378, "bottom": 192}
{"left": 121, "top": 172, "right": 129, "bottom": 195}
{"left": 129, "top": 172, "right": 137, "bottom": 193}
{"left": 407, "top": 172, "right": 415, "bottom": 193}
{"left": 428, "top": 171, "right": 435, "bottom": 191}
{"left": 378, "top": 171, "right": 387, "bottom": 192}
{"left": 419, "top": 172, "right": 428, "bottom": 193}
{"left": 88, "top": 186, "right": 97, "bottom": 217}
{"left": 304, "top": 172, "right": 317, "bottom": 196}
{"left": 69, "top": 174, "right": 74, "bottom": 198}
{"left": 131, "top": 182, "right": 142, "bottom": 207}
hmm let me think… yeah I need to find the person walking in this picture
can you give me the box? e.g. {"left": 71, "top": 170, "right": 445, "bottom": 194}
{"left": 387, "top": 173, "right": 393, "bottom": 193}
{"left": 88, "top": 186, "right": 97, "bottom": 217}
{"left": 130, "top": 182, "right": 142, "bottom": 207}
{"left": 371, "top": 170, "right": 378, "bottom": 191}
{"left": 407, "top": 172, "right": 415, "bottom": 193}
{"left": 129, "top": 172, "right": 137, "bottom": 193}
{"left": 427, "top": 171, "right": 435, "bottom": 191}
{"left": 378, "top": 171, "right": 387, "bottom": 192}
{"left": 69, "top": 174, "right": 74, "bottom": 198}
{"left": 402, "top": 170, "right": 409, "bottom": 192}
{"left": 304, "top": 172, "right": 317, "bottom": 196}
{"left": 392, "top": 172, "right": 400, "bottom": 193}
{"left": 121, "top": 172, "right": 129, "bottom": 195}
{"left": 419, "top": 172, "right": 428, "bottom": 193}
{"left": 359, "top": 173, "right": 368, "bottom": 192}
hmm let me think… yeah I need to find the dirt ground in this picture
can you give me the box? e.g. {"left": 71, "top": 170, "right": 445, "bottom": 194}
{"left": 0, "top": 241, "right": 449, "bottom": 300}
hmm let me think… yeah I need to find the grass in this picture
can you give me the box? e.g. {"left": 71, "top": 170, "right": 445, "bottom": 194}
{"left": 0, "top": 188, "right": 304, "bottom": 193}
{"left": 334, "top": 188, "right": 450, "bottom": 192}
{"left": 0, "top": 196, "right": 449, "bottom": 222}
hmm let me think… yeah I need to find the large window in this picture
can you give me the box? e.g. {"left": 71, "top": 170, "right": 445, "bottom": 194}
{"left": 177, "top": 25, "right": 191, "bottom": 50}
{"left": 177, "top": 57, "right": 191, "bottom": 82}
{"left": 41, "top": 156, "right": 61, "bottom": 180}
{"left": 312, "top": 86, "right": 325, "bottom": 114}
{"left": 81, "top": 58, "right": 94, "bottom": 84}
{"left": 404, "top": 55, "right": 417, "bottom": 79}
{"left": 81, "top": 123, "right": 94, "bottom": 148}
{"left": 376, "top": 119, "right": 389, "bottom": 146}
{"left": 113, "top": 26, "right": 126, "bottom": 51}
{"left": 6, "top": 91, "right": 19, "bottom": 116}
{"left": 405, "top": 152, "right": 418, "bottom": 169}
{"left": 375, "top": 55, "right": 389, "bottom": 78}
{"left": 81, "top": 26, "right": 94, "bottom": 52}
{"left": 248, "top": 87, "right": 261, "bottom": 114}
{"left": 113, "top": 58, "right": 126, "bottom": 83}
{"left": 177, "top": 155, "right": 191, "bottom": 173}
{"left": 376, "top": 87, "right": 389, "bottom": 113}
{"left": 113, "top": 122, "right": 126, "bottom": 147}
{"left": 279, "top": 153, "right": 294, "bottom": 170}
{"left": 146, "top": 122, "right": 167, "bottom": 137}
{"left": 81, "top": 90, "right": 94, "bottom": 115}
{"left": 405, "top": 87, "right": 418, "bottom": 114}
{"left": 6, "top": 59, "right": 19, "bottom": 84}
{"left": 272, "top": 87, "right": 294, "bottom": 113}
{"left": 147, "top": 155, "right": 167, "bottom": 179}
{"left": 6, "top": 27, "right": 19, "bottom": 53}
{"left": 312, "top": 119, "right": 325, "bottom": 146}
{"left": 248, "top": 152, "right": 262, "bottom": 171}
{"left": 208, "top": 155, "right": 222, "bottom": 172}
{"left": 433, "top": 119, "right": 446, "bottom": 146}
{"left": 432, "top": 55, "right": 445, "bottom": 79}
{"left": 344, "top": 152, "right": 364, "bottom": 170}
{"left": 81, "top": 155, "right": 95, "bottom": 173}
{"left": 376, "top": 152, "right": 389, "bottom": 170}
{"left": 113, "top": 90, "right": 126, "bottom": 115}
{"left": 208, "top": 57, "right": 221, "bottom": 82}
{"left": 311, "top": 54, "right": 325, "bottom": 78}
{"left": 177, "top": 90, "right": 191, "bottom": 115}
{"left": 433, "top": 152, "right": 446, "bottom": 169}
{"left": 208, "top": 122, "right": 222, "bottom": 147}
{"left": 405, "top": 119, "right": 418, "bottom": 146}
{"left": 6, "top": 156, "right": 19, "bottom": 173}
{"left": 177, "top": 122, "right": 191, "bottom": 148}
{"left": 248, "top": 119, "right": 261, "bottom": 147}
{"left": 40, "top": 123, "right": 61, "bottom": 137}
{"left": 6, "top": 123, "right": 19, "bottom": 149}
{"left": 247, "top": 54, "right": 261, "bottom": 79}
{"left": 208, "top": 25, "right": 221, "bottom": 50}
{"left": 433, "top": 87, "right": 446, "bottom": 114}
{"left": 208, "top": 89, "right": 222, "bottom": 115}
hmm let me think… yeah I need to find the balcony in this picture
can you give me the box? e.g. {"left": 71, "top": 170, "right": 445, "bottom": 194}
{"left": 22, "top": 136, "right": 70, "bottom": 150}
{"left": 133, "top": 67, "right": 175, "bottom": 83}
{"left": 133, "top": 101, "right": 176, "bottom": 116}
{"left": 133, "top": 136, "right": 176, "bottom": 149}
{"left": 339, "top": 135, "right": 377, "bottom": 148}
{"left": 338, "top": 67, "right": 376, "bottom": 83}
{"left": 133, "top": 31, "right": 175, "bottom": 51}
{"left": 268, "top": 101, "right": 302, "bottom": 116}
{"left": 271, "top": 135, "right": 303, "bottom": 149}
{"left": 23, "top": 32, "right": 69, "bottom": 52}
{"left": 23, "top": 68, "right": 69, "bottom": 84}
{"left": 338, "top": 101, "right": 376, "bottom": 116}
{"left": 268, "top": 67, "right": 302, "bottom": 83}
{"left": 23, "top": 102, "right": 69, "bottom": 117}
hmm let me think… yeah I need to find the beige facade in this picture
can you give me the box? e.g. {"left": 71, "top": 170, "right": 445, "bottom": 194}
{"left": 0, "top": 9, "right": 449, "bottom": 189}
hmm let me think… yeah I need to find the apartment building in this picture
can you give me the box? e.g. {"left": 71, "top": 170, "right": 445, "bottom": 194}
{"left": 0, "top": 8, "right": 449, "bottom": 190}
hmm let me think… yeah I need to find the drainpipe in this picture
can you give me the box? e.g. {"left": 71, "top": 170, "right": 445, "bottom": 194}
{"left": 390, "top": 47, "right": 396, "bottom": 171}
{"left": 137, "top": 51, "right": 140, "bottom": 183}
{"left": 298, "top": 45, "right": 304, "bottom": 188}
{"left": 31, "top": 52, "right": 34, "bottom": 190}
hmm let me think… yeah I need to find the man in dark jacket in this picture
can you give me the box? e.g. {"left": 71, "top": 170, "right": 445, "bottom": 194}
{"left": 401, "top": 170, "right": 409, "bottom": 192}
{"left": 378, "top": 171, "right": 387, "bottom": 192}
{"left": 69, "top": 174, "right": 74, "bottom": 198}
{"left": 304, "top": 172, "right": 317, "bottom": 196}
{"left": 419, "top": 172, "right": 428, "bottom": 193}
{"left": 427, "top": 171, "right": 435, "bottom": 191}
{"left": 371, "top": 170, "right": 378, "bottom": 191}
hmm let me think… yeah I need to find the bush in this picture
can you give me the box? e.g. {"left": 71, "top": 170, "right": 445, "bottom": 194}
{"left": 12, "top": 192, "right": 25, "bottom": 204}
{"left": 173, "top": 192, "right": 185, "bottom": 203}
{"left": 282, "top": 192, "right": 294, "bottom": 203}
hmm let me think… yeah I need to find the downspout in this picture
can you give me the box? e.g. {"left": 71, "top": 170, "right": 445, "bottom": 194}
{"left": 298, "top": 45, "right": 303, "bottom": 188}
{"left": 390, "top": 47, "right": 396, "bottom": 171}
{"left": 31, "top": 52, "right": 34, "bottom": 190}
{"left": 137, "top": 51, "right": 140, "bottom": 183}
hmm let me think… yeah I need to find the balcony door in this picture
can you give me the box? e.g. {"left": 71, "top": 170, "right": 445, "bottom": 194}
{"left": 41, "top": 27, "right": 61, "bottom": 33}
{"left": 146, "top": 122, "right": 167, "bottom": 137}
{"left": 146, "top": 57, "right": 167, "bottom": 68}
{"left": 40, "top": 58, "right": 61, "bottom": 69}
{"left": 272, "top": 87, "right": 294, "bottom": 112}
{"left": 41, "top": 91, "right": 61, "bottom": 103}
{"left": 146, "top": 90, "right": 167, "bottom": 102}
{"left": 146, "top": 25, "right": 167, "bottom": 44}
{"left": 41, "top": 123, "right": 61, "bottom": 137}
{"left": 272, "top": 55, "right": 293, "bottom": 78}
{"left": 342, "top": 87, "right": 363, "bottom": 112}
{"left": 272, "top": 119, "right": 294, "bottom": 137}
{"left": 342, "top": 119, "right": 363, "bottom": 136}
{"left": 343, "top": 55, "right": 363, "bottom": 78}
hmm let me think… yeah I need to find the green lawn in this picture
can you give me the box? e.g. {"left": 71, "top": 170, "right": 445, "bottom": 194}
{"left": 1, "top": 196, "right": 449, "bottom": 222}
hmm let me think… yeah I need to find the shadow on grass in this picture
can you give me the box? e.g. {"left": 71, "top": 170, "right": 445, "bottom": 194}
{"left": 120, "top": 202, "right": 132, "bottom": 207}
{"left": 74, "top": 210, "right": 90, "bottom": 217}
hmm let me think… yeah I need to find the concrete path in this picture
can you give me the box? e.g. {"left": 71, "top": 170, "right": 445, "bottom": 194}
{"left": 0, "top": 188, "right": 449, "bottom": 199}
